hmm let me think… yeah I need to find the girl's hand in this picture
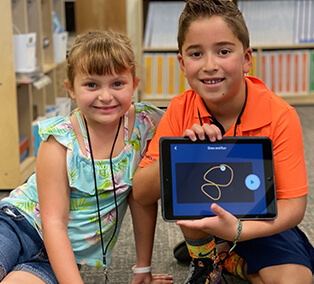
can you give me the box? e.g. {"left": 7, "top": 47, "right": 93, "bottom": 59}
{"left": 131, "top": 273, "right": 173, "bottom": 284}
{"left": 183, "top": 123, "right": 222, "bottom": 142}
{"left": 152, "top": 274, "right": 173, "bottom": 283}
{"left": 176, "top": 203, "right": 239, "bottom": 242}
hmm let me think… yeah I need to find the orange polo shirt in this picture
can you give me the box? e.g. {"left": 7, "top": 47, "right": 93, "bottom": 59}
{"left": 139, "top": 76, "right": 308, "bottom": 199}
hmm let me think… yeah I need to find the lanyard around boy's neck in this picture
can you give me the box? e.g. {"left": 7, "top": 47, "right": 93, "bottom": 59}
{"left": 198, "top": 86, "right": 247, "bottom": 137}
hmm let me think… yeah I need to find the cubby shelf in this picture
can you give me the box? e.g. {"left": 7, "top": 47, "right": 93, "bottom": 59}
{"left": 138, "top": 0, "right": 314, "bottom": 107}
{"left": 0, "top": 0, "right": 68, "bottom": 189}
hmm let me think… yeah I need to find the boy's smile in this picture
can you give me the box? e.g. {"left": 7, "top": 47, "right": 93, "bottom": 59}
{"left": 178, "top": 16, "right": 252, "bottom": 111}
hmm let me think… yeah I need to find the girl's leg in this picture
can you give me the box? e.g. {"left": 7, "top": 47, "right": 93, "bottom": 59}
{"left": 1, "top": 271, "right": 45, "bottom": 284}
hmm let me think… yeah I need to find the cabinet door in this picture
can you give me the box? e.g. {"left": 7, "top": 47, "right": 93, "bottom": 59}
{"left": 0, "top": 0, "right": 20, "bottom": 188}
{"left": 75, "top": 0, "right": 126, "bottom": 34}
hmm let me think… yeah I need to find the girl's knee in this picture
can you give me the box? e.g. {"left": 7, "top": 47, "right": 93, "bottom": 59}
{"left": 0, "top": 264, "right": 6, "bottom": 281}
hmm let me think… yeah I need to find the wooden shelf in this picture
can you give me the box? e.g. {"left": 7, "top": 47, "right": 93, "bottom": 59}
{"left": 0, "top": 0, "right": 68, "bottom": 190}
{"left": 143, "top": 47, "right": 178, "bottom": 52}
{"left": 252, "top": 43, "right": 314, "bottom": 50}
{"left": 138, "top": 1, "right": 314, "bottom": 108}
{"left": 281, "top": 95, "right": 314, "bottom": 106}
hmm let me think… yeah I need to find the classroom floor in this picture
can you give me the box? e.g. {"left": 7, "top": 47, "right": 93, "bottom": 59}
{"left": 0, "top": 105, "right": 313, "bottom": 284}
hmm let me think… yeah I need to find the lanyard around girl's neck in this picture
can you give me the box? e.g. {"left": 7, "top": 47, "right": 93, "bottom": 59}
{"left": 84, "top": 115, "right": 122, "bottom": 283}
{"left": 198, "top": 86, "right": 247, "bottom": 137}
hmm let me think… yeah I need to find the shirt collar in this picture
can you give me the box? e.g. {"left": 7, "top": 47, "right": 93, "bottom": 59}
{"left": 241, "top": 77, "right": 272, "bottom": 132}
{"left": 193, "top": 77, "right": 272, "bottom": 132}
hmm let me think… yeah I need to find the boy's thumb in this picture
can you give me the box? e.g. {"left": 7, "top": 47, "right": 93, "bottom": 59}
{"left": 210, "top": 203, "right": 225, "bottom": 217}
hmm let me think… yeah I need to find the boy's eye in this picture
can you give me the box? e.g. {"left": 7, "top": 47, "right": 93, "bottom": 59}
{"left": 219, "top": 49, "right": 230, "bottom": 56}
{"left": 191, "top": 51, "right": 202, "bottom": 57}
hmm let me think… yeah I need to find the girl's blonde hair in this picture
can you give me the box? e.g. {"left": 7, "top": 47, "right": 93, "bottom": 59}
{"left": 67, "top": 30, "right": 137, "bottom": 86}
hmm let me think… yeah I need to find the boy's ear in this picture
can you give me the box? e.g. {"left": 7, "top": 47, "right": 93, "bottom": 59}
{"left": 177, "top": 53, "right": 186, "bottom": 76}
{"left": 64, "top": 80, "right": 75, "bottom": 99}
{"left": 243, "top": 47, "right": 253, "bottom": 74}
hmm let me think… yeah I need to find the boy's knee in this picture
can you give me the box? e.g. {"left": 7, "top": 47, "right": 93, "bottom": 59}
{"left": 258, "top": 264, "right": 312, "bottom": 284}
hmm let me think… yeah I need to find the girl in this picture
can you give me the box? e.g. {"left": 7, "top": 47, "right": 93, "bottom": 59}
{"left": 0, "top": 30, "right": 172, "bottom": 284}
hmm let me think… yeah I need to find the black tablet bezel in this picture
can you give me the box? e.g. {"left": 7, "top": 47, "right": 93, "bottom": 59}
{"left": 160, "top": 137, "right": 277, "bottom": 221}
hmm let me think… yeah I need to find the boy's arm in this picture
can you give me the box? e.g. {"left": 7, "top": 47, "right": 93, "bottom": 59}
{"left": 36, "top": 136, "right": 84, "bottom": 284}
{"left": 133, "top": 123, "right": 223, "bottom": 206}
{"left": 177, "top": 195, "right": 306, "bottom": 242}
{"left": 177, "top": 109, "right": 308, "bottom": 241}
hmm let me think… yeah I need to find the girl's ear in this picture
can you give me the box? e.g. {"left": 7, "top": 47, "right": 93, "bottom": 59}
{"left": 177, "top": 53, "right": 186, "bottom": 76}
{"left": 64, "top": 80, "right": 75, "bottom": 99}
{"left": 133, "top": 77, "right": 140, "bottom": 92}
{"left": 243, "top": 47, "right": 253, "bottom": 74}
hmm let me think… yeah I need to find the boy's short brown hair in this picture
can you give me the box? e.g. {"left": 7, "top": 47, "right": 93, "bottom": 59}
{"left": 177, "top": 0, "right": 250, "bottom": 53}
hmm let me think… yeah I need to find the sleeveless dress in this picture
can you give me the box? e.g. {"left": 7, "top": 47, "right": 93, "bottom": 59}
{"left": 2, "top": 102, "right": 163, "bottom": 267}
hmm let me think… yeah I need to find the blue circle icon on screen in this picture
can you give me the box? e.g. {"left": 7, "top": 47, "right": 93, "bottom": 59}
{"left": 245, "top": 174, "right": 261, "bottom": 191}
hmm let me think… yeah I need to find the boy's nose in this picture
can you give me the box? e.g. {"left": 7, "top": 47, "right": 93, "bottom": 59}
{"left": 203, "top": 55, "right": 218, "bottom": 72}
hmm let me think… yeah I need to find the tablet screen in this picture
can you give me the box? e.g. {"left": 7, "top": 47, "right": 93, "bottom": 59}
{"left": 160, "top": 137, "right": 277, "bottom": 221}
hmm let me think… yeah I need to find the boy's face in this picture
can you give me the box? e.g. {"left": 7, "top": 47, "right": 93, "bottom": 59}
{"left": 178, "top": 16, "right": 252, "bottom": 107}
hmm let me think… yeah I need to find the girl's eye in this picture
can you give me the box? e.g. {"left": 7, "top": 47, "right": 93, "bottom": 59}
{"left": 87, "top": 82, "right": 97, "bottom": 88}
{"left": 112, "top": 81, "right": 124, "bottom": 87}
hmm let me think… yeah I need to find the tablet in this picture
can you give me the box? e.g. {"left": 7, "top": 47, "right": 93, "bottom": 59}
{"left": 160, "top": 137, "right": 277, "bottom": 221}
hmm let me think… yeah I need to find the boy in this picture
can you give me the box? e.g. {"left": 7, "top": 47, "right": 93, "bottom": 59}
{"left": 133, "top": 0, "right": 314, "bottom": 283}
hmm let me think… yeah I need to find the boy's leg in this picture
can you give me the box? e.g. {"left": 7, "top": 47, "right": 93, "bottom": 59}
{"left": 245, "top": 264, "right": 313, "bottom": 284}
{"left": 257, "top": 263, "right": 313, "bottom": 284}
{"left": 181, "top": 227, "right": 215, "bottom": 284}
{"left": 179, "top": 226, "right": 249, "bottom": 283}
{"left": 1, "top": 271, "right": 45, "bottom": 284}
{"left": 234, "top": 226, "right": 314, "bottom": 283}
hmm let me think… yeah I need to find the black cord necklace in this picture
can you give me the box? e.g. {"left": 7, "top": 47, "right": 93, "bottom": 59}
{"left": 83, "top": 115, "right": 122, "bottom": 283}
{"left": 198, "top": 86, "right": 247, "bottom": 137}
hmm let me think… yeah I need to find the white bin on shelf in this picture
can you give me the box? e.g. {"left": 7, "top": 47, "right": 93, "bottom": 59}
{"left": 13, "top": 33, "right": 37, "bottom": 72}
{"left": 53, "top": 31, "right": 68, "bottom": 63}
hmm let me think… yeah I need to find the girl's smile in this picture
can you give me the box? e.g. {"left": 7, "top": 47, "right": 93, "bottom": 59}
{"left": 67, "top": 70, "right": 139, "bottom": 126}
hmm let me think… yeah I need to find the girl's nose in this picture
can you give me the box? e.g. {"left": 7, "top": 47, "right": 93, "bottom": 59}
{"left": 98, "top": 89, "right": 113, "bottom": 102}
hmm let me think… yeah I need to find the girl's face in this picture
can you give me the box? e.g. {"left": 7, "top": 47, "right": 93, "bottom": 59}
{"left": 178, "top": 16, "right": 252, "bottom": 108}
{"left": 67, "top": 69, "right": 139, "bottom": 126}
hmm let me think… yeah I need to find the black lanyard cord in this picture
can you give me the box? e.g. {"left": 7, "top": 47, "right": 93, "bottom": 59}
{"left": 199, "top": 86, "right": 247, "bottom": 137}
{"left": 84, "top": 115, "right": 122, "bottom": 282}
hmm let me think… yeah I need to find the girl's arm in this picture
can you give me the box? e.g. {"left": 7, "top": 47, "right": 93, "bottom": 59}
{"left": 128, "top": 192, "right": 173, "bottom": 284}
{"left": 36, "top": 136, "right": 84, "bottom": 284}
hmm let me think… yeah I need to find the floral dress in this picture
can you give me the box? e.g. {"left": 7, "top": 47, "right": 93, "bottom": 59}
{"left": 3, "top": 102, "right": 163, "bottom": 267}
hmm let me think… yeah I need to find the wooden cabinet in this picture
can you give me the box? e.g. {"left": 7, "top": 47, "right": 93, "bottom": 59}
{"left": 0, "top": 0, "right": 68, "bottom": 189}
{"left": 74, "top": 0, "right": 127, "bottom": 35}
